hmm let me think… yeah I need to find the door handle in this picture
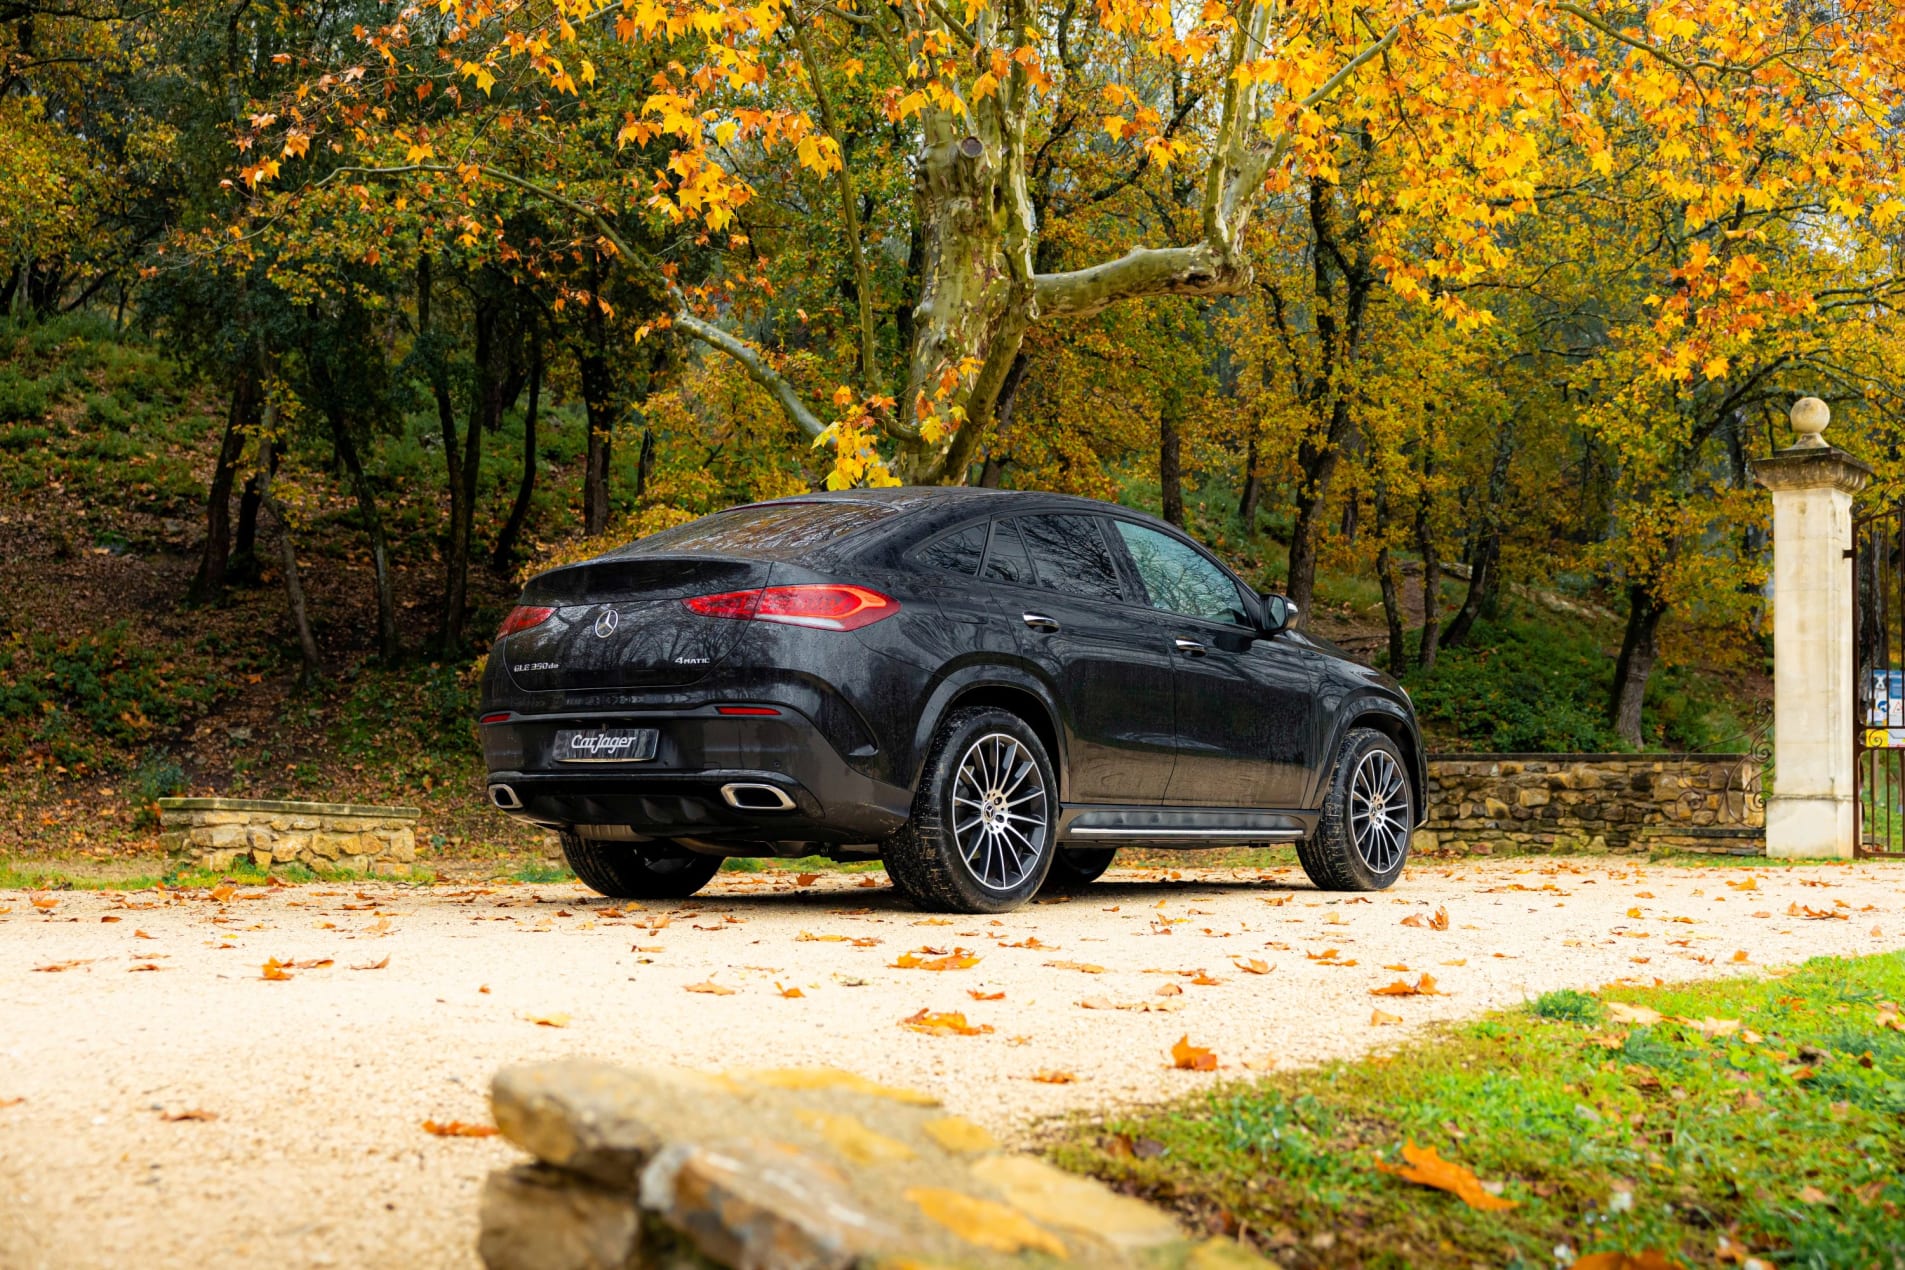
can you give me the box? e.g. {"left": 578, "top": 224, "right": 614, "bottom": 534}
{"left": 1175, "top": 638, "right": 1207, "bottom": 657}
{"left": 1022, "top": 613, "right": 1061, "bottom": 633}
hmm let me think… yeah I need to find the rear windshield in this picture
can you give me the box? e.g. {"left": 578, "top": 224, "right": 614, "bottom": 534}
{"left": 613, "top": 501, "right": 897, "bottom": 561}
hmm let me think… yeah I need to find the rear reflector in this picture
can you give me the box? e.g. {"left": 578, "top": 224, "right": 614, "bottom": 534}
{"left": 479, "top": 712, "right": 510, "bottom": 724}
{"left": 497, "top": 605, "right": 555, "bottom": 639}
{"left": 716, "top": 705, "right": 781, "bottom": 716}
{"left": 683, "top": 585, "right": 898, "bottom": 632}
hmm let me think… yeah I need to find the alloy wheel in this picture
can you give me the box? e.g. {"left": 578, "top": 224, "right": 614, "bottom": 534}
{"left": 950, "top": 731, "right": 1048, "bottom": 890}
{"left": 1349, "top": 748, "right": 1409, "bottom": 874}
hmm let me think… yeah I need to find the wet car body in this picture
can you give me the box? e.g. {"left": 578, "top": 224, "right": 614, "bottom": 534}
{"left": 479, "top": 487, "right": 1424, "bottom": 862}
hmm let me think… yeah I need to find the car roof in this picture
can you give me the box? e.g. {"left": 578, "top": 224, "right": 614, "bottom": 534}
{"left": 738, "top": 487, "right": 1151, "bottom": 518}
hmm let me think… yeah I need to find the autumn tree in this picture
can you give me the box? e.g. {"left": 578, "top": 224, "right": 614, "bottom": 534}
{"left": 230, "top": 0, "right": 1905, "bottom": 499}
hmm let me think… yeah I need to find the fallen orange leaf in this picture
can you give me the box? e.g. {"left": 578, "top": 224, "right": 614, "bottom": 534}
{"left": 261, "top": 958, "right": 293, "bottom": 981}
{"left": 893, "top": 948, "right": 981, "bottom": 971}
{"left": 1371, "top": 1008, "right": 1403, "bottom": 1026}
{"left": 1429, "top": 906, "right": 1449, "bottom": 931}
{"left": 353, "top": 956, "right": 390, "bottom": 970}
{"left": 901, "top": 1009, "right": 992, "bottom": 1037}
{"left": 1371, "top": 973, "right": 1441, "bottom": 997}
{"left": 1569, "top": 1253, "right": 1683, "bottom": 1270}
{"left": 1043, "top": 959, "right": 1105, "bottom": 973}
{"left": 1030, "top": 1070, "right": 1076, "bottom": 1084}
{"left": 160, "top": 1109, "right": 217, "bottom": 1122}
{"left": 1171, "top": 1035, "right": 1217, "bottom": 1071}
{"left": 684, "top": 980, "right": 736, "bottom": 995}
{"left": 210, "top": 884, "right": 235, "bottom": 903}
{"left": 422, "top": 1120, "right": 499, "bottom": 1138}
{"left": 1375, "top": 1141, "right": 1517, "bottom": 1211}
{"left": 776, "top": 982, "right": 804, "bottom": 999}
{"left": 794, "top": 872, "right": 821, "bottom": 887}
{"left": 1232, "top": 958, "right": 1274, "bottom": 975}
{"left": 967, "top": 989, "right": 1004, "bottom": 1001}
{"left": 523, "top": 1012, "right": 571, "bottom": 1027}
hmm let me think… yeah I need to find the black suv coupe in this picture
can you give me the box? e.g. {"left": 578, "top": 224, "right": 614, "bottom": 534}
{"left": 479, "top": 488, "right": 1424, "bottom": 912}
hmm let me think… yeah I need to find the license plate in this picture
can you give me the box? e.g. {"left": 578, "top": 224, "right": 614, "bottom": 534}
{"left": 552, "top": 728, "right": 659, "bottom": 763}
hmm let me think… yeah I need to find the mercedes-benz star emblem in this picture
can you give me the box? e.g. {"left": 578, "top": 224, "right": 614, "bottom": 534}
{"left": 594, "top": 610, "right": 619, "bottom": 638}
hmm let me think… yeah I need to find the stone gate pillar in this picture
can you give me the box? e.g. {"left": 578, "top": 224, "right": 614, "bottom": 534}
{"left": 1751, "top": 399, "right": 1873, "bottom": 858}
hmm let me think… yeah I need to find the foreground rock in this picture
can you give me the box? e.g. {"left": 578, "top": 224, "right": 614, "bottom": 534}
{"left": 478, "top": 1059, "right": 1265, "bottom": 1268}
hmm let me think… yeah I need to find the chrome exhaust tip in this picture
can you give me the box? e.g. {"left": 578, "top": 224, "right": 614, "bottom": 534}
{"left": 719, "top": 783, "right": 797, "bottom": 811}
{"left": 489, "top": 784, "right": 523, "bottom": 810}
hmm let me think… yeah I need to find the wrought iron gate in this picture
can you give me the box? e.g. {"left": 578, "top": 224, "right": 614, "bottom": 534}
{"left": 1853, "top": 503, "right": 1905, "bottom": 857}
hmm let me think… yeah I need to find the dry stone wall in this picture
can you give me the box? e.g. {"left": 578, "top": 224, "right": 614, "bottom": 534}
{"left": 477, "top": 1058, "right": 1268, "bottom": 1269}
{"left": 1422, "top": 754, "right": 1765, "bottom": 857}
{"left": 157, "top": 797, "right": 420, "bottom": 875}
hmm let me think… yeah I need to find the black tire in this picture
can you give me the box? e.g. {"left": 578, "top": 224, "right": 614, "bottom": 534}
{"left": 1297, "top": 727, "right": 1413, "bottom": 891}
{"left": 1041, "top": 848, "right": 1117, "bottom": 892}
{"left": 882, "top": 707, "right": 1058, "bottom": 913}
{"left": 559, "top": 833, "right": 723, "bottom": 900}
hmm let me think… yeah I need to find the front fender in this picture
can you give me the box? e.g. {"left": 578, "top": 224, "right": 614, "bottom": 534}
{"left": 1307, "top": 690, "right": 1426, "bottom": 823}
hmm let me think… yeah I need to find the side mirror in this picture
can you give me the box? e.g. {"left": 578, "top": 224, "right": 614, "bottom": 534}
{"left": 1261, "top": 593, "right": 1299, "bottom": 634}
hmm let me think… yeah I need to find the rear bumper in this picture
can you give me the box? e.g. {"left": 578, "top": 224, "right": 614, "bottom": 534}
{"left": 481, "top": 705, "right": 912, "bottom": 846}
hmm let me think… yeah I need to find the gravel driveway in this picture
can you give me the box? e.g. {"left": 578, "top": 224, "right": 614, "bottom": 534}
{"left": 3, "top": 857, "right": 1901, "bottom": 1269}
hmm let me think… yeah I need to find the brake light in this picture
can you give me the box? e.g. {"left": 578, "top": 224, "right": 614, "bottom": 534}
{"left": 683, "top": 585, "right": 898, "bottom": 632}
{"left": 497, "top": 605, "right": 554, "bottom": 638}
{"left": 716, "top": 705, "right": 781, "bottom": 716}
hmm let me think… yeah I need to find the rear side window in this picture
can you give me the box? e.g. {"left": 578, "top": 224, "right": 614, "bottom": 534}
{"left": 623, "top": 501, "right": 895, "bottom": 559}
{"left": 980, "top": 519, "right": 1036, "bottom": 585}
{"left": 1113, "top": 520, "right": 1252, "bottom": 625}
{"left": 1017, "top": 514, "right": 1124, "bottom": 603}
{"left": 912, "top": 522, "right": 987, "bottom": 575}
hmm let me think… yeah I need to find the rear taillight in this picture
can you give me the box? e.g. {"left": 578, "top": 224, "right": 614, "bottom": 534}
{"left": 683, "top": 585, "right": 898, "bottom": 632}
{"left": 497, "top": 605, "right": 555, "bottom": 638}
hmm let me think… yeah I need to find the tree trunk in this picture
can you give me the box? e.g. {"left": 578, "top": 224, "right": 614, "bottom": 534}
{"left": 1285, "top": 403, "right": 1349, "bottom": 613}
{"left": 1373, "top": 485, "right": 1407, "bottom": 671}
{"left": 581, "top": 348, "right": 614, "bottom": 535}
{"left": 328, "top": 408, "right": 400, "bottom": 660}
{"left": 1415, "top": 466, "right": 1440, "bottom": 674}
{"left": 188, "top": 364, "right": 257, "bottom": 605}
{"left": 255, "top": 423, "right": 320, "bottom": 684}
{"left": 1442, "top": 416, "right": 1515, "bottom": 650}
{"left": 1608, "top": 584, "right": 1667, "bottom": 748}
{"left": 1238, "top": 431, "right": 1262, "bottom": 528}
{"left": 1159, "top": 392, "right": 1184, "bottom": 528}
{"left": 493, "top": 333, "right": 544, "bottom": 571}
{"left": 441, "top": 295, "right": 501, "bottom": 652}
{"left": 633, "top": 425, "right": 655, "bottom": 501}
{"left": 232, "top": 456, "right": 271, "bottom": 585}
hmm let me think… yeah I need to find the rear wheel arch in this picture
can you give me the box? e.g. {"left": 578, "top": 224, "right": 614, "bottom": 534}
{"left": 940, "top": 683, "right": 1065, "bottom": 798}
{"left": 907, "top": 672, "right": 1068, "bottom": 798}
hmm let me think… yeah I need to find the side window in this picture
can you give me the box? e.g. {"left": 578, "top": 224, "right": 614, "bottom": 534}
{"left": 1017, "top": 514, "right": 1125, "bottom": 603}
{"left": 912, "top": 522, "right": 987, "bottom": 575}
{"left": 980, "top": 518, "right": 1036, "bottom": 586}
{"left": 1113, "top": 521, "right": 1251, "bottom": 625}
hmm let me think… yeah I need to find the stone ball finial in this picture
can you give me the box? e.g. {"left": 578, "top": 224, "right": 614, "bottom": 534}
{"left": 1790, "top": 397, "right": 1831, "bottom": 449}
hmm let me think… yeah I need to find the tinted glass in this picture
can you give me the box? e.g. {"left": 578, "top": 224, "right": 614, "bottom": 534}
{"left": 1114, "top": 520, "right": 1251, "bottom": 625}
{"left": 1018, "top": 515, "right": 1124, "bottom": 603}
{"left": 620, "top": 502, "right": 895, "bottom": 559}
{"left": 980, "top": 519, "right": 1035, "bottom": 585}
{"left": 913, "top": 522, "right": 987, "bottom": 575}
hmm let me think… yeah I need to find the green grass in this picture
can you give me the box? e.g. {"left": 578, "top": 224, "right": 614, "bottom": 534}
{"left": 506, "top": 860, "right": 574, "bottom": 884}
{"left": 0, "top": 855, "right": 436, "bottom": 890}
{"left": 1051, "top": 953, "right": 1905, "bottom": 1269}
